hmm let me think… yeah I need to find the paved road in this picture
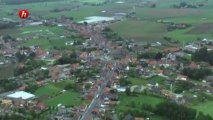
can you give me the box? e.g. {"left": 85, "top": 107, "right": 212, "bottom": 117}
{"left": 80, "top": 63, "right": 116, "bottom": 120}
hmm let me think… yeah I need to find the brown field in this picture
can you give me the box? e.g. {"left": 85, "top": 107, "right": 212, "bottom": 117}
{"left": 187, "top": 23, "right": 213, "bottom": 34}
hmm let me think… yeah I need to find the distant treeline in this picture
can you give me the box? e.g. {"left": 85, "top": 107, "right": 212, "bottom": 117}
{"left": 0, "top": 22, "right": 17, "bottom": 29}
{"left": 1, "top": 0, "right": 57, "bottom": 4}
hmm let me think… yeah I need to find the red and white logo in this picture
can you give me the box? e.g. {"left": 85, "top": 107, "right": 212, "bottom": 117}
{"left": 18, "top": 9, "right": 29, "bottom": 19}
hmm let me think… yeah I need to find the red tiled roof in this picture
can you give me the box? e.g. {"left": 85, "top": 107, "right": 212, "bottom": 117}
{"left": 164, "top": 47, "right": 180, "bottom": 52}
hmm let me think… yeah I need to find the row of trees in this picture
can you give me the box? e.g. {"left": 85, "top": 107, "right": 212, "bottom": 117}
{"left": 192, "top": 47, "right": 213, "bottom": 65}
{"left": 137, "top": 52, "right": 163, "bottom": 60}
{"left": 0, "top": 79, "right": 19, "bottom": 92}
{"left": 155, "top": 102, "right": 213, "bottom": 120}
{"left": 14, "top": 59, "right": 46, "bottom": 76}
{"left": 55, "top": 52, "right": 78, "bottom": 65}
{"left": 182, "top": 68, "right": 212, "bottom": 80}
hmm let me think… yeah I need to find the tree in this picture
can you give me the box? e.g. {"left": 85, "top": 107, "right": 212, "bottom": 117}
{"left": 125, "top": 87, "right": 131, "bottom": 96}
{"left": 196, "top": 112, "right": 213, "bottom": 120}
{"left": 85, "top": 83, "right": 91, "bottom": 90}
{"left": 192, "top": 47, "right": 208, "bottom": 61}
{"left": 182, "top": 68, "right": 212, "bottom": 80}
{"left": 180, "top": 1, "right": 187, "bottom": 8}
{"left": 64, "top": 84, "right": 74, "bottom": 90}
{"left": 83, "top": 21, "right": 88, "bottom": 26}
{"left": 155, "top": 52, "right": 163, "bottom": 60}
{"left": 155, "top": 102, "right": 197, "bottom": 120}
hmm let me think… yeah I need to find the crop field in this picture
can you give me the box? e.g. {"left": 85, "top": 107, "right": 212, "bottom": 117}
{"left": 110, "top": 20, "right": 168, "bottom": 42}
{"left": 109, "top": 0, "right": 213, "bottom": 43}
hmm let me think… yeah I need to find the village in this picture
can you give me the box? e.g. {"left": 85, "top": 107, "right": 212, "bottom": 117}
{"left": 0, "top": 13, "right": 213, "bottom": 120}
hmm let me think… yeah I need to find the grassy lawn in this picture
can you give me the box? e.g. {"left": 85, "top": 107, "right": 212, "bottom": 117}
{"left": 35, "top": 85, "right": 62, "bottom": 96}
{"left": 45, "top": 91, "right": 84, "bottom": 106}
{"left": 193, "top": 101, "right": 213, "bottom": 117}
{"left": 117, "top": 94, "right": 166, "bottom": 120}
{"left": 130, "top": 77, "right": 148, "bottom": 85}
{"left": 35, "top": 80, "right": 85, "bottom": 107}
{"left": 35, "top": 84, "right": 61, "bottom": 97}
{"left": 117, "top": 94, "right": 165, "bottom": 110}
{"left": 148, "top": 76, "right": 167, "bottom": 85}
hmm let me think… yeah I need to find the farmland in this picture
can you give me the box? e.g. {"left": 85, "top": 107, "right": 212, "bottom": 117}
{"left": 110, "top": 0, "right": 213, "bottom": 44}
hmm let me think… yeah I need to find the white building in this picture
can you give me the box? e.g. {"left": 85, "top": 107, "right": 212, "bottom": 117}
{"left": 7, "top": 91, "right": 36, "bottom": 100}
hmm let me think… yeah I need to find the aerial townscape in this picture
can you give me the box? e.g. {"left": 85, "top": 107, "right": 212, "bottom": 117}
{"left": 0, "top": 0, "right": 213, "bottom": 120}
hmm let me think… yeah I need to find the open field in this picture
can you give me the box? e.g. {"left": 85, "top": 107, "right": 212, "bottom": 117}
{"left": 35, "top": 84, "right": 61, "bottom": 97}
{"left": 110, "top": 19, "right": 213, "bottom": 42}
{"left": 130, "top": 77, "right": 148, "bottom": 85}
{"left": 117, "top": 94, "right": 165, "bottom": 110}
{"left": 110, "top": 20, "right": 168, "bottom": 42}
{"left": 116, "top": 94, "right": 166, "bottom": 120}
{"left": 46, "top": 91, "right": 83, "bottom": 106}
{"left": 193, "top": 101, "right": 213, "bottom": 117}
{"left": 6, "top": 25, "right": 77, "bottom": 50}
{"left": 187, "top": 23, "right": 213, "bottom": 34}
{"left": 20, "top": 38, "right": 75, "bottom": 50}
{"left": 35, "top": 80, "right": 85, "bottom": 107}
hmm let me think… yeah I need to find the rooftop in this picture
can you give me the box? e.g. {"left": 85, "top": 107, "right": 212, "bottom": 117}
{"left": 7, "top": 91, "right": 35, "bottom": 100}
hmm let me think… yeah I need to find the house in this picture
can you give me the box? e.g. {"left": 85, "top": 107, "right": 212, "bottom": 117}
{"left": 184, "top": 45, "right": 199, "bottom": 53}
{"left": 164, "top": 47, "right": 180, "bottom": 53}
{"left": 176, "top": 75, "right": 187, "bottom": 81}
{"left": 130, "top": 85, "right": 145, "bottom": 93}
{"left": 189, "top": 62, "right": 200, "bottom": 69}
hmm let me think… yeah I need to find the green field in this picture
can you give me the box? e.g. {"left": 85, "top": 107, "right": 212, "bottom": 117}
{"left": 35, "top": 80, "right": 85, "bottom": 107}
{"left": 35, "top": 84, "right": 61, "bottom": 97}
{"left": 193, "top": 101, "right": 213, "bottom": 118}
{"left": 110, "top": 20, "right": 168, "bottom": 42}
{"left": 21, "top": 39, "right": 75, "bottom": 50}
{"left": 8, "top": 26, "right": 78, "bottom": 50}
{"left": 46, "top": 91, "right": 83, "bottom": 106}
{"left": 130, "top": 77, "right": 148, "bottom": 85}
{"left": 117, "top": 94, "right": 165, "bottom": 110}
{"left": 117, "top": 94, "right": 166, "bottom": 120}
